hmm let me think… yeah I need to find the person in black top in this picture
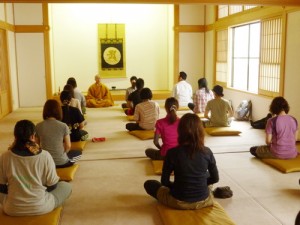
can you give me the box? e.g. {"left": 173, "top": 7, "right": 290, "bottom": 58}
{"left": 144, "top": 113, "right": 219, "bottom": 209}
{"left": 125, "top": 78, "right": 144, "bottom": 115}
{"left": 60, "top": 90, "right": 88, "bottom": 142}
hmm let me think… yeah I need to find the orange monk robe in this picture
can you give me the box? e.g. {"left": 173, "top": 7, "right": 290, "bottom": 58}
{"left": 86, "top": 83, "right": 114, "bottom": 108}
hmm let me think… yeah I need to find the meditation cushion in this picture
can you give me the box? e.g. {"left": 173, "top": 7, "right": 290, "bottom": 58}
{"left": 56, "top": 164, "right": 79, "bottom": 181}
{"left": 129, "top": 130, "right": 154, "bottom": 140}
{"left": 157, "top": 201, "right": 235, "bottom": 225}
{"left": 127, "top": 115, "right": 135, "bottom": 121}
{"left": 205, "top": 127, "right": 241, "bottom": 136}
{"left": 71, "top": 141, "right": 87, "bottom": 151}
{"left": 0, "top": 206, "right": 62, "bottom": 225}
{"left": 261, "top": 155, "right": 300, "bottom": 173}
{"left": 152, "top": 160, "right": 164, "bottom": 175}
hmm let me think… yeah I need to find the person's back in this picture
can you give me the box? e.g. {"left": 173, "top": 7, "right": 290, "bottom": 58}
{"left": 135, "top": 100, "right": 160, "bottom": 130}
{"left": 144, "top": 113, "right": 219, "bottom": 210}
{"left": 206, "top": 98, "right": 232, "bottom": 127}
{"left": 0, "top": 120, "right": 71, "bottom": 216}
{"left": 60, "top": 90, "right": 87, "bottom": 142}
{"left": 145, "top": 97, "right": 180, "bottom": 160}
{"left": 0, "top": 150, "right": 58, "bottom": 216}
{"left": 126, "top": 87, "right": 159, "bottom": 131}
{"left": 63, "top": 84, "right": 83, "bottom": 114}
{"left": 172, "top": 71, "right": 193, "bottom": 107}
{"left": 250, "top": 96, "right": 298, "bottom": 160}
{"left": 193, "top": 88, "right": 214, "bottom": 113}
{"left": 204, "top": 85, "right": 233, "bottom": 127}
{"left": 126, "top": 78, "right": 144, "bottom": 115}
{"left": 36, "top": 119, "right": 69, "bottom": 165}
{"left": 266, "top": 115, "right": 298, "bottom": 158}
{"left": 163, "top": 145, "right": 216, "bottom": 202}
{"left": 67, "top": 77, "right": 86, "bottom": 113}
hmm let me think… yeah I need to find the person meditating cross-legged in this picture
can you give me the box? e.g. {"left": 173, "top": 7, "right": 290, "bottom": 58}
{"left": 144, "top": 113, "right": 219, "bottom": 209}
{"left": 204, "top": 85, "right": 233, "bottom": 127}
{"left": 126, "top": 88, "right": 160, "bottom": 131}
{"left": 145, "top": 97, "right": 180, "bottom": 160}
{"left": 86, "top": 74, "right": 114, "bottom": 108}
{"left": 250, "top": 96, "right": 298, "bottom": 159}
{"left": 0, "top": 120, "right": 72, "bottom": 216}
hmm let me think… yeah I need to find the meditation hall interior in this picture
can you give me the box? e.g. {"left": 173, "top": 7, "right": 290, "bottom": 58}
{"left": 0, "top": 0, "right": 300, "bottom": 224}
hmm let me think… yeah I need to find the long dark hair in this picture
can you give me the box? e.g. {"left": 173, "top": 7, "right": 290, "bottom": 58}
{"left": 60, "top": 90, "right": 72, "bottom": 125}
{"left": 165, "top": 97, "right": 179, "bottom": 124}
{"left": 63, "top": 84, "right": 75, "bottom": 98}
{"left": 10, "top": 120, "right": 40, "bottom": 155}
{"left": 198, "top": 78, "right": 209, "bottom": 93}
{"left": 178, "top": 113, "right": 205, "bottom": 158}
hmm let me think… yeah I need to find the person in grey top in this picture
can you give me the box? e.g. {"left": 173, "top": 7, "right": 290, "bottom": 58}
{"left": 36, "top": 99, "right": 82, "bottom": 168}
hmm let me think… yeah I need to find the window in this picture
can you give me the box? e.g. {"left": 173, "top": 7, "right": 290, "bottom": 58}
{"left": 218, "top": 5, "right": 257, "bottom": 19}
{"left": 216, "top": 29, "right": 228, "bottom": 85}
{"left": 215, "top": 17, "right": 283, "bottom": 97}
{"left": 259, "top": 17, "right": 282, "bottom": 96}
{"left": 230, "top": 23, "right": 260, "bottom": 93}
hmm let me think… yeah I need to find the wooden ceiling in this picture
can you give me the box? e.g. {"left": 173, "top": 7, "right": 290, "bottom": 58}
{"left": 3, "top": 0, "right": 300, "bottom": 7}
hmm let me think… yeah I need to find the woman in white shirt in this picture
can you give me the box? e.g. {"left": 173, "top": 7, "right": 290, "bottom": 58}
{"left": 0, "top": 120, "right": 71, "bottom": 216}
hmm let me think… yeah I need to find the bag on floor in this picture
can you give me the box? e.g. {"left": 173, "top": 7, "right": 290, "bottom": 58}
{"left": 213, "top": 186, "right": 233, "bottom": 199}
{"left": 235, "top": 100, "right": 252, "bottom": 121}
{"left": 250, "top": 113, "right": 272, "bottom": 129}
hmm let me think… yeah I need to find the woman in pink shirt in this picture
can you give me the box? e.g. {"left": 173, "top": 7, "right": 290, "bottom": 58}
{"left": 145, "top": 97, "right": 180, "bottom": 160}
{"left": 250, "top": 97, "right": 298, "bottom": 159}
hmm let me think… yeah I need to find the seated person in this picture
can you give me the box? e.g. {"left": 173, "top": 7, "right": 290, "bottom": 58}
{"left": 60, "top": 90, "right": 88, "bottom": 142}
{"left": 126, "top": 87, "right": 160, "bottom": 131}
{"left": 63, "top": 84, "right": 83, "bottom": 114}
{"left": 125, "top": 78, "right": 144, "bottom": 115}
{"left": 67, "top": 77, "right": 87, "bottom": 114}
{"left": 145, "top": 97, "right": 180, "bottom": 160}
{"left": 122, "top": 76, "right": 137, "bottom": 108}
{"left": 250, "top": 97, "right": 298, "bottom": 159}
{"left": 172, "top": 71, "right": 193, "bottom": 108}
{"left": 204, "top": 85, "right": 233, "bottom": 127}
{"left": 36, "top": 99, "right": 82, "bottom": 168}
{"left": 144, "top": 113, "right": 219, "bottom": 209}
{"left": 0, "top": 120, "right": 72, "bottom": 216}
{"left": 188, "top": 78, "right": 214, "bottom": 113}
{"left": 86, "top": 74, "right": 114, "bottom": 108}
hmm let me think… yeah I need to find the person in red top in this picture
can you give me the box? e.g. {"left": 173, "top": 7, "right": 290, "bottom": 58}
{"left": 145, "top": 97, "right": 180, "bottom": 160}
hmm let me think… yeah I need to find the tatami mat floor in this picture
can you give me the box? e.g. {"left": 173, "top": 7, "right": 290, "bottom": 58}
{"left": 0, "top": 103, "right": 299, "bottom": 225}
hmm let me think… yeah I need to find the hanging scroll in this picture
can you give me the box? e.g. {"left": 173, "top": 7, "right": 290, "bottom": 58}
{"left": 98, "top": 24, "right": 126, "bottom": 78}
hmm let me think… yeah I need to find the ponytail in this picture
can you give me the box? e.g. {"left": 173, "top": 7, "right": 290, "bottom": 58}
{"left": 165, "top": 97, "right": 179, "bottom": 124}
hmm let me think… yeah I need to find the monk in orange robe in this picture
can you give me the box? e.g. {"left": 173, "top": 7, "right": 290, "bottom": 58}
{"left": 86, "top": 75, "right": 114, "bottom": 108}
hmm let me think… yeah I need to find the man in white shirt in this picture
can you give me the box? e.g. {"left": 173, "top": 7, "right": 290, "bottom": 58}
{"left": 172, "top": 71, "right": 193, "bottom": 107}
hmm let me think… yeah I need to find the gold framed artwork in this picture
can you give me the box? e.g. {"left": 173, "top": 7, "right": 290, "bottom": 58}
{"left": 98, "top": 24, "right": 126, "bottom": 78}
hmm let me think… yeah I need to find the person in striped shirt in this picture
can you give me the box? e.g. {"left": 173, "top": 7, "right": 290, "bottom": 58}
{"left": 126, "top": 88, "right": 160, "bottom": 131}
{"left": 188, "top": 78, "right": 214, "bottom": 114}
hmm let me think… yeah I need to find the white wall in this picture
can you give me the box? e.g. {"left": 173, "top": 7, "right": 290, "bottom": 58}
{"left": 179, "top": 32, "right": 204, "bottom": 91}
{"left": 178, "top": 4, "right": 205, "bottom": 92}
{"left": 7, "top": 31, "right": 19, "bottom": 110}
{"left": 285, "top": 11, "right": 300, "bottom": 136}
{"left": 49, "top": 4, "right": 174, "bottom": 94}
{"left": 15, "top": 33, "right": 46, "bottom": 107}
{"left": 13, "top": 3, "right": 47, "bottom": 107}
